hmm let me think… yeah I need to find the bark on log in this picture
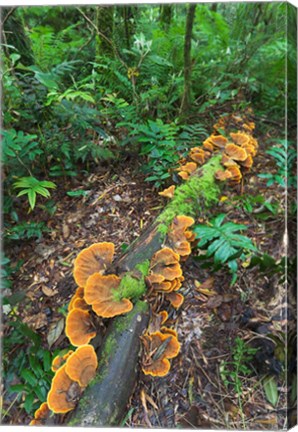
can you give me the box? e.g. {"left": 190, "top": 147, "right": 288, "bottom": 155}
{"left": 66, "top": 155, "right": 223, "bottom": 426}
{"left": 67, "top": 300, "right": 149, "bottom": 426}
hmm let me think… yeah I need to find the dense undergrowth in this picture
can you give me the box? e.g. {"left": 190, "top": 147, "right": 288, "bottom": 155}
{"left": 1, "top": 2, "right": 296, "bottom": 426}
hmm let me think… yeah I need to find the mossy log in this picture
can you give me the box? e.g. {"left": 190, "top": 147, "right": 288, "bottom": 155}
{"left": 67, "top": 301, "right": 149, "bottom": 426}
{"left": 66, "top": 154, "right": 222, "bottom": 426}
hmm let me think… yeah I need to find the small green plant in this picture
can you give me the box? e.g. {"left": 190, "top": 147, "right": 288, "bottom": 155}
{"left": 136, "top": 119, "right": 179, "bottom": 187}
{"left": 13, "top": 176, "right": 56, "bottom": 211}
{"left": 4, "top": 221, "right": 49, "bottom": 241}
{"left": 1, "top": 129, "right": 42, "bottom": 173}
{"left": 258, "top": 140, "right": 296, "bottom": 187}
{"left": 234, "top": 194, "right": 280, "bottom": 220}
{"left": 193, "top": 214, "right": 257, "bottom": 284}
{"left": 220, "top": 337, "right": 258, "bottom": 425}
{"left": 66, "top": 189, "right": 89, "bottom": 198}
{"left": 3, "top": 320, "right": 55, "bottom": 418}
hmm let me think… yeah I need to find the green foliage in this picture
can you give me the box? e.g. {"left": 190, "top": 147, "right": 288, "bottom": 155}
{"left": 137, "top": 119, "right": 179, "bottom": 187}
{"left": 13, "top": 177, "right": 56, "bottom": 211}
{"left": 234, "top": 194, "right": 280, "bottom": 219}
{"left": 158, "top": 155, "right": 222, "bottom": 229}
{"left": 4, "top": 221, "right": 49, "bottom": 241}
{"left": 66, "top": 189, "right": 89, "bottom": 198}
{"left": 0, "top": 254, "right": 23, "bottom": 290}
{"left": 258, "top": 140, "right": 296, "bottom": 188}
{"left": 263, "top": 375, "right": 279, "bottom": 407}
{"left": 1, "top": 129, "right": 42, "bottom": 174}
{"left": 220, "top": 337, "right": 258, "bottom": 395}
{"left": 3, "top": 320, "right": 54, "bottom": 417}
{"left": 193, "top": 214, "right": 257, "bottom": 284}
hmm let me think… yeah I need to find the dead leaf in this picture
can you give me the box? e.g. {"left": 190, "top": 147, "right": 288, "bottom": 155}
{"left": 195, "top": 277, "right": 217, "bottom": 296}
{"left": 24, "top": 312, "right": 47, "bottom": 330}
{"left": 206, "top": 295, "right": 223, "bottom": 309}
{"left": 47, "top": 318, "right": 65, "bottom": 348}
{"left": 41, "top": 285, "right": 58, "bottom": 297}
{"left": 62, "top": 224, "right": 70, "bottom": 239}
{"left": 218, "top": 303, "right": 232, "bottom": 322}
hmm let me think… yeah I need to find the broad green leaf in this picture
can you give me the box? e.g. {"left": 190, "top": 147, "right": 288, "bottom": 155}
{"left": 21, "top": 369, "right": 38, "bottom": 386}
{"left": 24, "top": 393, "right": 35, "bottom": 414}
{"left": 43, "top": 350, "right": 52, "bottom": 372}
{"left": 28, "top": 189, "right": 36, "bottom": 210}
{"left": 263, "top": 376, "right": 278, "bottom": 406}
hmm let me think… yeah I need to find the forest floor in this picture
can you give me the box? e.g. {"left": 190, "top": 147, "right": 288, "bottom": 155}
{"left": 3, "top": 120, "right": 296, "bottom": 428}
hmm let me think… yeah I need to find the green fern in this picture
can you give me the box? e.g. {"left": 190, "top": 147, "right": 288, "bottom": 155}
{"left": 194, "top": 214, "right": 257, "bottom": 284}
{"left": 258, "top": 140, "right": 296, "bottom": 187}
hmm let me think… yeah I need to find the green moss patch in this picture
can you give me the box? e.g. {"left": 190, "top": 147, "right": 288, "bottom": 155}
{"left": 157, "top": 155, "right": 222, "bottom": 232}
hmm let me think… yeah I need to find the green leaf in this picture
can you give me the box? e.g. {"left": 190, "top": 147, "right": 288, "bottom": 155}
{"left": 67, "top": 190, "right": 88, "bottom": 197}
{"left": 28, "top": 189, "right": 36, "bottom": 210}
{"left": 263, "top": 376, "right": 279, "bottom": 406}
{"left": 21, "top": 369, "right": 38, "bottom": 386}
{"left": 24, "top": 393, "right": 35, "bottom": 414}
{"left": 9, "top": 384, "right": 26, "bottom": 393}
{"left": 43, "top": 351, "right": 52, "bottom": 372}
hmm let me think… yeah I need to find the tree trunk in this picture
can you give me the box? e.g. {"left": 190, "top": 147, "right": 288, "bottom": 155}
{"left": 2, "top": 7, "right": 34, "bottom": 66}
{"left": 95, "top": 6, "right": 114, "bottom": 57}
{"left": 180, "top": 3, "right": 196, "bottom": 116}
{"left": 123, "top": 6, "right": 134, "bottom": 49}
{"left": 65, "top": 155, "right": 223, "bottom": 426}
{"left": 160, "top": 5, "right": 172, "bottom": 30}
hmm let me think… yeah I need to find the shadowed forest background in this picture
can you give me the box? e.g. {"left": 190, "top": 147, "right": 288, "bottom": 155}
{"left": 1, "top": 2, "right": 297, "bottom": 428}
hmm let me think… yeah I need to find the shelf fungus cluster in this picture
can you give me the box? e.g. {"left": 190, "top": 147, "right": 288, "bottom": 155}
{"left": 212, "top": 131, "right": 258, "bottom": 185}
{"left": 157, "top": 113, "right": 257, "bottom": 192}
{"left": 30, "top": 241, "right": 148, "bottom": 424}
{"left": 140, "top": 215, "right": 196, "bottom": 378}
{"left": 47, "top": 345, "right": 98, "bottom": 414}
{"left": 29, "top": 345, "right": 98, "bottom": 424}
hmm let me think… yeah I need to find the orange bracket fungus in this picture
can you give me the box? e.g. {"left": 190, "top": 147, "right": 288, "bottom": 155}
{"left": 149, "top": 247, "right": 182, "bottom": 281}
{"left": 47, "top": 364, "right": 82, "bottom": 414}
{"left": 167, "top": 215, "right": 195, "bottom": 257}
{"left": 84, "top": 273, "right": 133, "bottom": 318}
{"left": 51, "top": 350, "right": 74, "bottom": 372}
{"left": 72, "top": 297, "right": 90, "bottom": 311}
{"left": 224, "top": 143, "right": 248, "bottom": 161}
{"left": 230, "top": 131, "right": 250, "bottom": 146}
{"left": 65, "top": 308, "right": 97, "bottom": 346}
{"left": 165, "top": 292, "right": 184, "bottom": 309}
{"left": 65, "top": 345, "right": 98, "bottom": 388}
{"left": 189, "top": 147, "right": 206, "bottom": 164}
{"left": 142, "top": 331, "right": 180, "bottom": 377}
{"left": 158, "top": 185, "right": 176, "bottom": 199}
{"left": 29, "top": 402, "right": 50, "bottom": 426}
{"left": 215, "top": 169, "right": 233, "bottom": 181}
{"left": 68, "top": 287, "right": 84, "bottom": 311}
{"left": 203, "top": 134, "right": 228, "bottom": 149}
{"left": 226, "top": 165, "right": 242, "bottom": 183}
{"left": 177, "top": 170, "right": 190, "bottom": 180}
{"left": 74, "top": 242, "right": 115, "bottom": 287}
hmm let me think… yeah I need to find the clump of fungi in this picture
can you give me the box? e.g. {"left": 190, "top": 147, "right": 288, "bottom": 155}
{"left": 167, "top": 215, "right": 195, "bottom": 259}
{"left": 141, "top": 330, "right": 180, "bottom": 377}
{"left": 47, "top": 345, "right": 98, "bottom": 414}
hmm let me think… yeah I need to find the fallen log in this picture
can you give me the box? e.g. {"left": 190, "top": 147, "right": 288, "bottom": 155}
{"left": 65, "top": 155, "right": 223, "bottom": 426}
{"left": 67, "top": 300, "right": 149, "bottom": 426}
